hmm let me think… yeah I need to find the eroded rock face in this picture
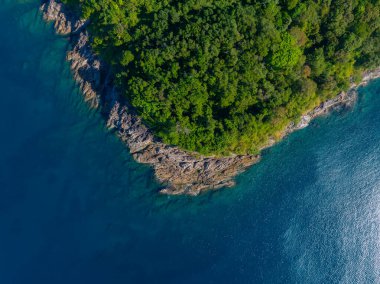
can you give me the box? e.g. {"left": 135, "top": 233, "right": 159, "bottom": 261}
{"left": 41, "top": 0, "right": 86, "bottom": 35}
{"left": 41, "top": 0, "right": 380, "bottom": 195}
{"left": 106, "top": 102, "right": 260, "bottom": 195}
{"left": 66, "top": 32, "right": 102, "bottom": 108}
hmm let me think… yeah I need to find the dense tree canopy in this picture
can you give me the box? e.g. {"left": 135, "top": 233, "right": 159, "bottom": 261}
{"left": 64, "top": 0, "right": 380, "bottom": 155}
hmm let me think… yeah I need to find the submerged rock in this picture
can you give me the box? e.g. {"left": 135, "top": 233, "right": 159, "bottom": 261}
{"left": 41, "top": 0, "right": 380, "bottom": 195}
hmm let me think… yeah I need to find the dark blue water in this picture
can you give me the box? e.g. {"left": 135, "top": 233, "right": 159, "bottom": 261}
{"left": 1, "top": 2, "right": 380, "bottom": 283}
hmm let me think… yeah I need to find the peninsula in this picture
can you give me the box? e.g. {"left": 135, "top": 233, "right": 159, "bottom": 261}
{"left": 41, "top": 0, "right": 380, "bottom": 195}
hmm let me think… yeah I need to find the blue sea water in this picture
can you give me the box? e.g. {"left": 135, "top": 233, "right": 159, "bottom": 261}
{"left": 1, "top": 1, "right": 380, "bottom": 283}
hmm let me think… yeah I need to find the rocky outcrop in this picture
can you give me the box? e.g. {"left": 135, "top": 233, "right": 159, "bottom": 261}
{"left": 41, "top": 0, "right": 86, "bottom": 35}
{"left": 66, "top": 32, "right": 102, "bottom": 108}
{"left": 41, "top": 0, "right": 380, "bottom": 195}
{"left": 41, "top": 0, "right": 259, "bottom": 196}
{"left": 41, "top": 1, "right": 98, "bottom": 107}
{"left": 107, "top": 102, "right": 259, "bottom": 195}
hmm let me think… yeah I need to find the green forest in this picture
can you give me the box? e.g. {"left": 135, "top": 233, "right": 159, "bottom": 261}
{"left": 63, "top": 0, "right": 380, "bottom": 155}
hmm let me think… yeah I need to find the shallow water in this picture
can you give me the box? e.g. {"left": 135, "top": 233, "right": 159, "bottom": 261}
{"left": 1, "top": 2, "right": 380, "bottom": 283}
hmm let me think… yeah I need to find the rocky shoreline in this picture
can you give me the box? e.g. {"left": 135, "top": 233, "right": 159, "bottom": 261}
{"left": 262, "top": 69, "right": 380, "bottom": 150}
{"left": 41, "top": 0, "right": 380, "bottom": 196}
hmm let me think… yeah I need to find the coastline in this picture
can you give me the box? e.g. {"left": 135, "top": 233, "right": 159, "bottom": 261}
{"left": 41, "top": 0, "right": 380, "bottom": 196}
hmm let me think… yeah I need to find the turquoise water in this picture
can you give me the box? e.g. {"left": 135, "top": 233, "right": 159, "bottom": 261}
{"left": 1, "top": 1, "right": 380, "bottom": 283}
